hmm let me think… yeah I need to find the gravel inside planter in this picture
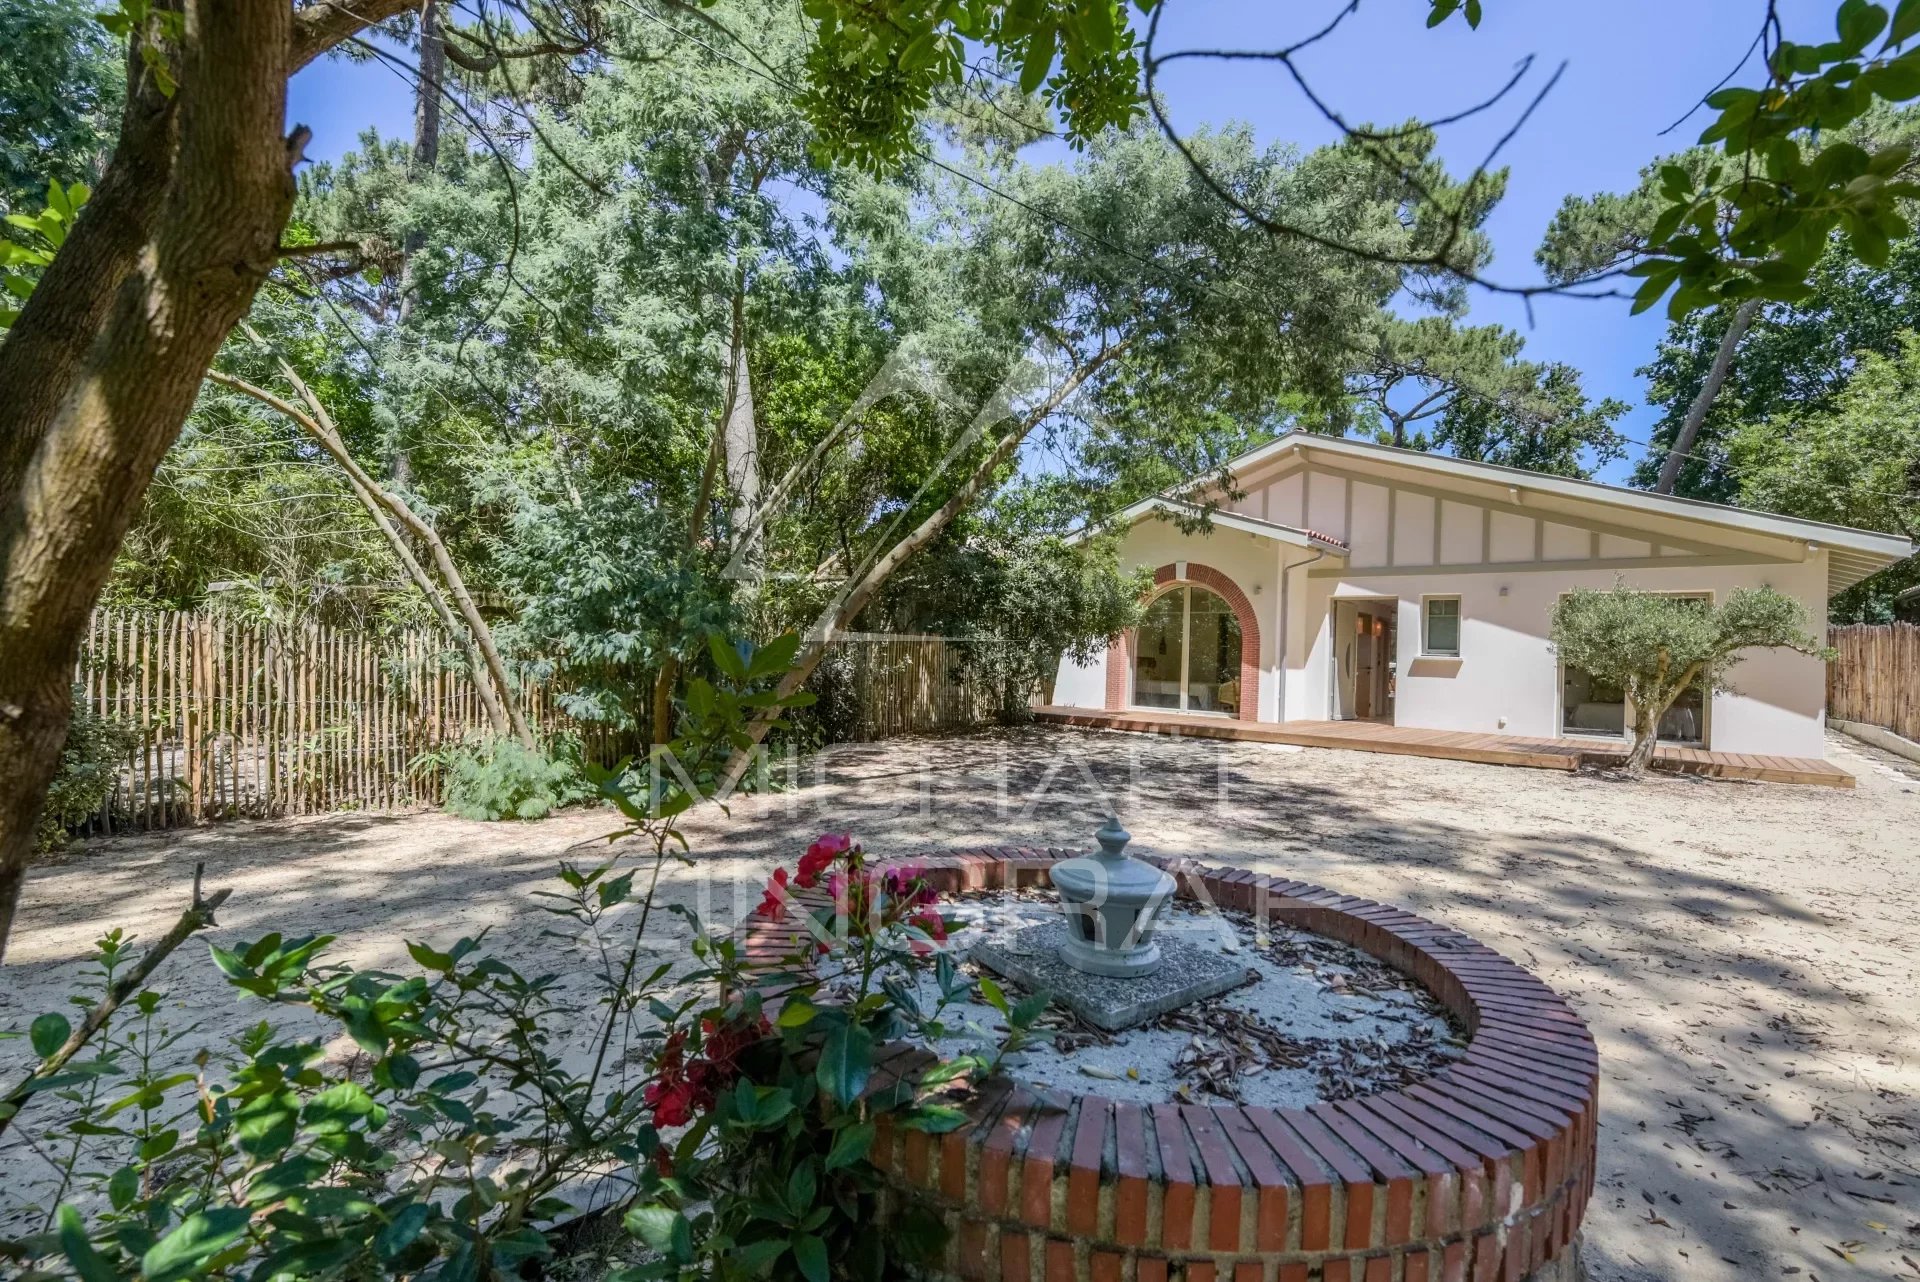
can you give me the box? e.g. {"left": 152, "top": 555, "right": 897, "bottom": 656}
{"left": 887, "top": 889, "right": 1468, "bottom": 1110}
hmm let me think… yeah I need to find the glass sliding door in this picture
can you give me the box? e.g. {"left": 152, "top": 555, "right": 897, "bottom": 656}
{"left": 1187, "top": 591, "right": 1242, "bottom": 714}
{"left": 1657, "top": 595, "right": 1711, "bottom": 745}
{"left": 1558, "top": 594, "right": 1711, "bottom": 744}
{"left": 1131, "top": 587, "right": 1242, "bottom": 714}
{"left": 1561, "top": 665, "right": 1626, "bottom": 737}
{"left": 1132, "top": 591, "right": 1185, "bottom": 709}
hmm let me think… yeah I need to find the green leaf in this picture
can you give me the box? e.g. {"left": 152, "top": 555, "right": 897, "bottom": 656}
{"left": 623, "top": 1204, "right": 681, "bottom": 1250}
{"left": 792, "top": 1233, "right": 829, "bottom": 1282}
{"left": 142, "top": 1207, "right": 252, "bottom": 1282}
{"left": 900, "top": 28, "right": 941, "bottom": 71}
{"left": 976, "top": 976, "right": 1010, "bottom": 1015}
{"left": 1019, "top": 25, "right": 1057, "bottom": 94}
{"left": 748, "top": 631, "right": 801, "bottom": 680}
{"left": 58, "top": 1206, "right": 119, "bottom": 1282}
{"left": 824, "top": 1119, "right": 876, "bottom": 1171}
{"left": 375, "top": 1202, "right": 430, "bottom": 1259}
{"left": 1629, "top": 269, "right": 1677, "bottom": 315}
{"left": 406, "top": 940, "right": 455, "bottom": 972}
{"left": 900, "top": 1102, "right": 971, "bottom": 1133}
{"left": 208, "top": 942, "right": 251, "bottom": 980}
{"left": 1894, "top": 0, "right": 1920, "bottom": 42}
{"left": 303, "top": 1081, "right": 376, "bottom": 1134}
{"left": 785, "top": 1158, "right": 816, "bottom": 1211}
{"left": 30, "top": 1012, "right": 71, "bottom": 1058}
{"left": 1837, "top": 0, "right": 1889, "bottom": 53}
{"left": 107, "top": 1166, "right": 139, "bottom": 1211}
{"left": 815, "top": 1022, "right": 873, "bottom": 1105}
{"left": 1865, "top": 55, "right": 1920, "bottom": 98}
{"left": 245, "top": 1154, "right": 329, "bottom": 1205}
{"left": 776, "top": 997, "right": 819, "bottom": 1028}
{"left": 732, "top": 1239, "right": 788, "bottom": 1272}
{"left": 707, "top": 633, "right": 749, "bottom": 681}
{"left": 382, "top": 1051, "right": 421, "bottom": 1090}
{"left": 1009, "top": 991, "right": 1051, "bottom": 1028}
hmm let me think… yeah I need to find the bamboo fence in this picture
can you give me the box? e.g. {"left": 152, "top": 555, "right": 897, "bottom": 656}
{"left": 1827, "top": 622, "right": 1920, "bottom": 742}
{"left": 69, "top": 611, "right": 1001, "bottom": 833}
{"left": 827, "top": 631, "right": 1003, "bottom": 740}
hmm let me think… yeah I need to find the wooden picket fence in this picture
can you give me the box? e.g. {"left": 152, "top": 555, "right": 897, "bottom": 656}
{"left": 73, "top": 609, "right": 580, "bottom": 831}
{"left": 69, "top": 611, "right": 1004, "bottom": 833}
{"left": 825, "top": 632, "right": 1004, "bottom": 740}
{"left": 1828, "top": 622, "right": 1920, "bottom": 743}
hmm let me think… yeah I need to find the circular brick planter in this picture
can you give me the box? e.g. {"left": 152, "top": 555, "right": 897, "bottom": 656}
{"left": 739, "top": 849, "right": 1597, "bottom": 1282}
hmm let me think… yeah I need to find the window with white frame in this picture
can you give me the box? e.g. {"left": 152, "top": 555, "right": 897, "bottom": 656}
{"left": 1422, "top": 596, "right": 1461, "bottom": 656}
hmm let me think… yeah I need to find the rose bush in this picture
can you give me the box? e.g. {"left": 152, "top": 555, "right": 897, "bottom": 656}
{"left": 625, "top": 834, "right": 1044, "bottom": 1282}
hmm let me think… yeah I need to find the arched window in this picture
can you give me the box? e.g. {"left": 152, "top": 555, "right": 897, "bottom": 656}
{"left": 1131, "top": 585, "right": 1244, "bottom": 715}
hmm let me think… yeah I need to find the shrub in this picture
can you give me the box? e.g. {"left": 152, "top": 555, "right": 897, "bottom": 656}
{"left": 439, "top": 735, "right": 593, "bottom": 820}
{"left": 1549, "top": 583, "right": 1830, "bottom": 773}
{"left": 2, "top": 678, "right": 1036, "bottom": 1282}
{"left": 37, "top": 688, "right": 138, "bottom": 854}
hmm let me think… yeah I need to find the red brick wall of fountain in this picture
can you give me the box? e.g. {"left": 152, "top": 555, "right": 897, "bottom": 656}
{"left": 738, "top": 850, "right": 1598, "bottom": 1282}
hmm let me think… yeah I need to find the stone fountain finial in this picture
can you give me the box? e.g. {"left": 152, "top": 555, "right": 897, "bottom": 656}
{"left": 1050, "top": 814, "right": 1177, "bottom": 976}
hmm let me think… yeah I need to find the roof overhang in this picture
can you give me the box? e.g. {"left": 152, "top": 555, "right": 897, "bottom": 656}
{"left": 1212, "top": 432, "right": 1915, "bottom": 599}
{"left": 1069, "top": 495, "right": 1349, "bottom": 554}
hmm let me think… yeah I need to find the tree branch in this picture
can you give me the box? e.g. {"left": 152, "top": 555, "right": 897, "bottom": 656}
{"left": 291, "top": 0, "right": 423, "bottom": 72}
{"left": 714, "top": 339, "right": 1132, "bottom": 793}
{"left": 0, "top": 865, "right": 231, "bottom": 1141}
{"left": 1655, "top": 297, "right": 1759, "bottom": 494}
{"left": 206, "top": 342, "right": 533, "bottom": 749}
{"left": 1140, "top": 4, "right": 1626, "bottom": 306}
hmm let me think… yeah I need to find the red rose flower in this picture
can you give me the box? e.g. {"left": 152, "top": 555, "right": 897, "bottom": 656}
{"left": 796, "top": 833, "right": 852, "bottom": 888}
{"left": 754, "top": 867, "right": 790, "bottom": 920}
{"left": 908, "top": 907, "right": 949, "bottom": 955}
{"left": 645, "top": 1077, "right": 698, "bottom": 1128}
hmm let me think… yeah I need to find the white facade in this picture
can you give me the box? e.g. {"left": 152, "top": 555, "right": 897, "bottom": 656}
{"left": 1054, "top": 434, "right": 1915, "bottom": 760}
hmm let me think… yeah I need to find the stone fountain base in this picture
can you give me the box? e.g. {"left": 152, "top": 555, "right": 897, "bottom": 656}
{"left": 971, "top": 921, "right": 1249, "bottom": 1031}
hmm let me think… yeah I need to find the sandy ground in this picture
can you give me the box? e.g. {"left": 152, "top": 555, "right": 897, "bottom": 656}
{"left": 3, "top": 726, "right": 1917, "bottom": 1280}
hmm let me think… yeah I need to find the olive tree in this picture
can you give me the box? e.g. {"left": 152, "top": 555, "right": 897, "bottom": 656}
{"left": 1548, "top": 583, "right": 1830, "bottom": 774}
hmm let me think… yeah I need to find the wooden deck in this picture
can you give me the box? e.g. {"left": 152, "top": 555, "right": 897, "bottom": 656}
{"left": 1032, "top": 707, "right": 1855, "bottom": 788}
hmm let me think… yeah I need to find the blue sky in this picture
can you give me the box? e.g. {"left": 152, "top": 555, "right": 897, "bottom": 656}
{"left": 289, "top": 1, "right": 1832, "bottom": 484}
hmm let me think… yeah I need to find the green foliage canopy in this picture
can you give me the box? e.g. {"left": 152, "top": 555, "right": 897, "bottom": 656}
{"left": 0, "top": 0, "right": 122, "bottom": 215}
{"left": 1728, "top": 331, "right": 1920, "bottom": 618}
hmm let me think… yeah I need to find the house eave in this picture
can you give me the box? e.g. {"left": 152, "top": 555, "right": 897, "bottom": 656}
{"left": 1067, "top": 497, "right": 1350, "bottom": 555}
{"left": 1217, "top": 431, "right": 1914, "bottom": 597}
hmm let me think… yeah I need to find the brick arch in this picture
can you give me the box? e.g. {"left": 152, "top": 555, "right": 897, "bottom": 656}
{"left": 1104, "top": 562, "right": 1261, "bottom": 721}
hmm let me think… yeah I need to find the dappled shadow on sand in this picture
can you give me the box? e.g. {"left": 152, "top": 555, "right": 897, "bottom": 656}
{"left": 6, "top": 725, "right": 1916, "bottom": 1280}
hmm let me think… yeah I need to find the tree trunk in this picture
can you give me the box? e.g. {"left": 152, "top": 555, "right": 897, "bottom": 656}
{"left": 411, "top": 0, "right": 445, "bottom": 178}
{"left": 1654, "top": 297, "right": 1759, "bottom": 495}
{"left": 389, "top": 0, "right": 443, "bottom": 492}
{"left": 206, "top": 368, "right": 517, "bottom": 742}
{"left": 653, "top": 281, "right": 748, "bottom": 747}
{"left": 0, "top": 0, "right": 463, "bottom": 966}
{"left": 1622, "top": 707, "right": 1661, "bottom": 775}
{"left": 713, "top": 344, "right": 1126, "bottom": 794}
{"left": 722, "top": 312, "right": 761, "bottom": 588}
{"left": 0, "top": 9, "right": 297, "bottom": 965}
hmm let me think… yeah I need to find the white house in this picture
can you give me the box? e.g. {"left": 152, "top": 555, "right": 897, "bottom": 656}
{"left": 1051, "top": 432, "right": 1915, "bottom": 760}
